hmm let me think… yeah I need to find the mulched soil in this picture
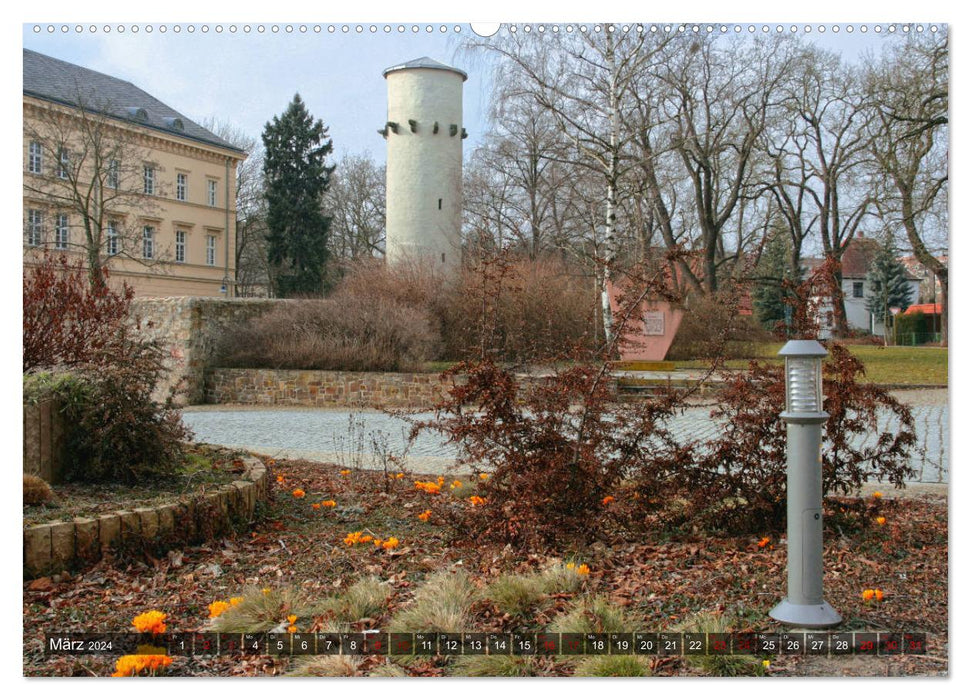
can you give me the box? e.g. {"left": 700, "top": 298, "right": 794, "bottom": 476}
{"left": 23, "top": 455, "right": 947, "bottom": 677}
{"left": 23, "top": 445, "right": 248, "bottom": 526}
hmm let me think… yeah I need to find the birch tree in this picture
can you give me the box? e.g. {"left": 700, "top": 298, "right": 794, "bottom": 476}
{"left": 468, "top": 25, "right": 671, "bottom": 346}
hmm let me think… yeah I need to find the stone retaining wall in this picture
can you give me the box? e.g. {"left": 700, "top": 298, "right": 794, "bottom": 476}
{"left": 23, "top": 456, "right": 270, "bottom": 579}
{"left": 205, "top": 368, "right": 619, "bottom": 409}
{"left": 130, "top": 297, "right": 282, "bottom": 405}
{"left": 206, "top": 368, "right": 461, "bottom": 409}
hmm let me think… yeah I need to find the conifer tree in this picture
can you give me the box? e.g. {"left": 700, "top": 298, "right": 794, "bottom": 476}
{"left": 753, "top": 226, "right": 796, "bottom": 334}
{"left": 866, "top": 235, "right": 914, "bottom": 343}
{"left": 262, "top": 94, "right": 335, "bottom": 297}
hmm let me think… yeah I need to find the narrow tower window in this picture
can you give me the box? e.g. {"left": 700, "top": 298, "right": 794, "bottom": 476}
{"left": 438, "top": 198, "right": 442, "bottom": 210}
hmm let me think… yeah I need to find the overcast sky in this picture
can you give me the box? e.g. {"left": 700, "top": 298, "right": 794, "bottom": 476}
{"left": 20, "top": 22, "right": 911, "bottom": 165}
{"left": 22, "top": 24, "right": 482, "bottom": 161}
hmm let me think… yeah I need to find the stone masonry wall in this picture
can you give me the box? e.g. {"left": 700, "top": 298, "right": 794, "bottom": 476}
{"left": 206, "top": 368, "right": 617, "bottom": 409}
{"left": 131, "top": 297, "right": 282, "bottom": 405}
{"left": 206, "top": 368, "right": 461, "bottom": 409}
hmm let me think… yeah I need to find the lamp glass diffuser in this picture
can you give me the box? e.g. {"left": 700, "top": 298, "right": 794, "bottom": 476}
{"left": 785, "top": 356, "right": 822, "bottom": 414}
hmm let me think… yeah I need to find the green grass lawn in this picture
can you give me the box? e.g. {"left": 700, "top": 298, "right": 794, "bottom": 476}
{"left": 678, "top": 343, "right": 948, "bottom": 386}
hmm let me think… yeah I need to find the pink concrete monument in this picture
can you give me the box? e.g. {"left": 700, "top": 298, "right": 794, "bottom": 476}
{"left": 607, "top": 280, "right": 684, "bottom": 365}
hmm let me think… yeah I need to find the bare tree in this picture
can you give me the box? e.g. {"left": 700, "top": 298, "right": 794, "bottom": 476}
{"left": 760, "top": 108, "right": 819, "bottom": 282}
{"left": 24, "top": 93, "right": 166, "bottom": 291}
{"left": 201, "top": 117, "right": 269, "bottom": 296}
{"left": 650, "top": 34, "right": 798, "bottom": 294}
{"left": 322, "top": 152, "right": 386, "bottom": 276}
{"left": 784, "top": 48, "right": 876, "bottom": 337}
{"left": 865, "top": 32, "right": 948, "bottom": 345}
{"left": 468, "top": 24, "right": 672, "bottom": 346}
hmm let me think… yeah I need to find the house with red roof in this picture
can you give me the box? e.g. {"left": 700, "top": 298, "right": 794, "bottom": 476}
{"left": 813, "top": 235, "right": 921, "bottom": 338}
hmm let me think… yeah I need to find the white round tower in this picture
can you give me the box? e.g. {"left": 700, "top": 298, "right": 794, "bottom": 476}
{"left": 381, "top": 57, "right": 466, "bottom": 274}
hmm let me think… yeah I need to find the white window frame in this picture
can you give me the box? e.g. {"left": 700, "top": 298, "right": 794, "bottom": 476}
{"left": 206, "top": 234, "right": 216, "bottom": 266}
{"left": 27, "top": 209, "right": 43, "bottom": 246}
{"left": 106, "top": 220, "right": 119, "bottom": 256}
{"left": 207, "top": 179, "right": 217, "bottom": 207}
{"left": 143, "top": 165, "right": 155, "bottom": 195}
{"left": 143, "top": 225, "right": 155, "bottom": 259}
{"left": 107, "top": 159, "right": 119, "bottom": 189}
{"left": 28, "top": 141, "right": 43, "bottom": 174}
{"left": 54, "top": 214, "right": 69, "bottom": 250}
{"left": 175, "top": 230, "right": 186, "bottom": 263}
{"left": 176, "top": 173, "right": 187, "bottom": 201}
{"left": 56, "top": 148, "right": 70, "bottom": 179}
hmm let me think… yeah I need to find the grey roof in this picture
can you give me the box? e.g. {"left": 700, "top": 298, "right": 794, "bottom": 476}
{"left": 382, "top": 56, "right": 467, "bottom": 81}
{"left": 23, "top": 49, "right": 245, "bottom": 155}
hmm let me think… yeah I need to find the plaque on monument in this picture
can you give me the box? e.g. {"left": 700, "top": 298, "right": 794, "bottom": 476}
{"left": 643, "top": 310, "right": 665, "bottom": 336}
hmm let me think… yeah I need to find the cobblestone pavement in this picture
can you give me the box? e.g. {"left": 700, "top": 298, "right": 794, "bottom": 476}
{"left": 182, "top": 389, "right": 947, "bottom": 483}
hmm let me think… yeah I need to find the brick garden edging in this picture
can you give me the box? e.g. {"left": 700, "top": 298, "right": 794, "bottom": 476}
{"left": 23, "top": 456, "right": 270, "bottom": 579}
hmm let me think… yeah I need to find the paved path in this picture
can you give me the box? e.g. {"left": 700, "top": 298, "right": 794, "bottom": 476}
{"left": 181, "top": 389, "right": 947, "bottom": 483}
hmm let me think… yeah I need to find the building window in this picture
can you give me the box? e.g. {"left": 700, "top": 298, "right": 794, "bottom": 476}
{"left": 56, "top": 148, "right": 70, "bottom": 179}
{"left": 107, "top": 159, "right": 119, "bottom": 189}
{"left": 28, "top": 141, "right": 43, "bottom": 174}
{"left": 852, "top": 281, "right": 864, "bottom": 298}
{"left": 55, "top": 214, "right": 69, "bottom": 250}
{"left": 206, "top": 235, "right": 216, "bottom": 266}
{"left": 26, "top": 209, "right": 43, "bottom": 247}
{"left": 438, "top": 198, "right": 442, "bottom": 210}
{"left": 207, "top": 179, "right": 217, "bottom": 207}
{"left": 144, "top": 166, "right": 155, "bottom": 195}
{"left": 106, "top": 221, "right": 119, "bottom": 256}
{"left": 175, "top": 230, "right": 186, "bottom": 263}
{"left": 176, "top": 173, "right": 187, "bottom": 201}
{"left": 143, "top": 225, "right": 155, "bottom": 259}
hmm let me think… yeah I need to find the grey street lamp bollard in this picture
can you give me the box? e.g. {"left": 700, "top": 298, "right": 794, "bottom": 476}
{"left": 769, "top": 340, "right": 842, "bottom": 628}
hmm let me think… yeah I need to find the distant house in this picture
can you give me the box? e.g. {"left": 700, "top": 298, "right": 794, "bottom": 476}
{"left": 812, "top": 235, "right": 921, "bottom": 338}
{"left": 900, "top": 255, "right": 946, "bottom": 305}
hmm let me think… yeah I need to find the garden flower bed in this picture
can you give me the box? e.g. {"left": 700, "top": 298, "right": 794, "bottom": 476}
{"left": 23, "top": 446, "right": 270, "bottom": 578}
{"left": 24, "top": 445, "right": 249, "bottom": 527}
{"left": 22, "top": 456, "right": 948, "bottom": 677}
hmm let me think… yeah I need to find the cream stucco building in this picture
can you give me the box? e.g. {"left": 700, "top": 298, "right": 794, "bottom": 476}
{"left": 23, "top": 49, "right": 246, "bottom": 297}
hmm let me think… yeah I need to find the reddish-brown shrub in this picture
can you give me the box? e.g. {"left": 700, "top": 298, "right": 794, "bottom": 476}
{"left": 667, "top": 290, "right": 771, "bottom": 361}
{"left": 439, "top": 255, "right": 597, "bottom": 363}
{"left": 412, "top": 256, "right": 710, "bottom": 547}
{"left": 626, "top": 343, "right": 917, "bottom": 534}
{"left": 333, "top": 258, "right": 446, "bottom": 312}
{"left": 215, "top": 296, "right": 441, "bottom": 372}
{"left": 23, "top": 254, "right": 134, "bottom": 372}
{"left": 23, "top": 255, "right": 189, "bottom": 483}
{"left": 222, "top": 256, "right": 599, "bottom": 369}
{"left": 413, "top": 360, "right": 686, "bottom": 548}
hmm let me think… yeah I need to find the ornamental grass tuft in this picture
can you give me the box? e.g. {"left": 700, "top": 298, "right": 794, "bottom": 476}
{"left": 674, "top": 610, "right": 764, "bottom": 677}
{"left": 573, "top": 655, "right": 652, "bottom": 677}
{"left": 208, "top": 586, "right": 329, "bottom": 633}
{"left": 451, "top": 654, "right": 546, "bottom": 677}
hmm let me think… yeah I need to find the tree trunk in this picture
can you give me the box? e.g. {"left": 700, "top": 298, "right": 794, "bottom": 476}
{"left": 830, "top": 266, "right": 850, "bottom": 338}
{"left": 600, "top": 32, "right": 620, "bottom": 349}
{"left": 939, "top": 272, "right": 948, "bottom": 347}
